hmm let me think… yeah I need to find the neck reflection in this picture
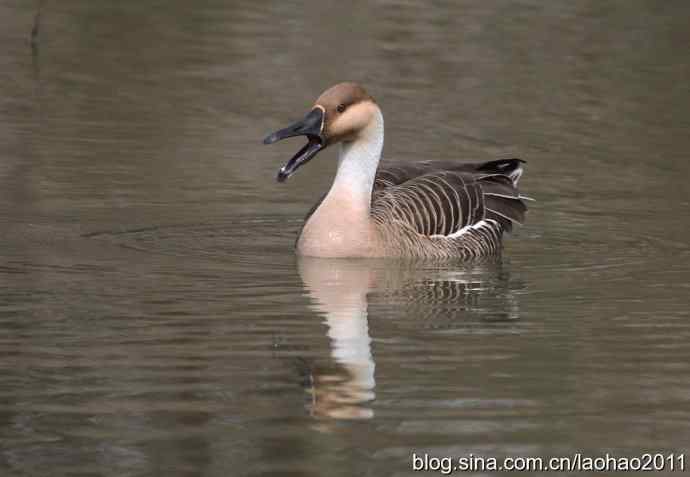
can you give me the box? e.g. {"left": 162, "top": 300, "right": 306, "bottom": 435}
{"left": 298, "top": 258, "right": 377, "bottom": 419}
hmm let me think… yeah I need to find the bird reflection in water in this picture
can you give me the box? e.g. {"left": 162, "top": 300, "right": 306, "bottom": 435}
{"left": 296, "top": 257, "right": 520, "bottom": 420}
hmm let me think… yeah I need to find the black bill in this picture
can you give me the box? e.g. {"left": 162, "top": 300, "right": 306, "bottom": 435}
{"left": 263, "top": 108, "right": 325, "bottom": 182}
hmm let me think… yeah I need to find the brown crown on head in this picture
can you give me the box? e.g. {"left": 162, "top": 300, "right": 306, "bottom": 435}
{"left": 315, "top": 82, "right": 374, "bottom": 111}
{"left": 314, "top": 82, "right": 378, "bottom": 144}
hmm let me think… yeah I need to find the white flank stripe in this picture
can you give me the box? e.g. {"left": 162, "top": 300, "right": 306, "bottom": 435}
{"left": 431, "top": 219, "right": 499, "bottom": 239}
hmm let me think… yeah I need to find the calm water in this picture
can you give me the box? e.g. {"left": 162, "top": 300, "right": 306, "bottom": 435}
{"left": 2, "top": 1, "right": 690, "bottom": 476}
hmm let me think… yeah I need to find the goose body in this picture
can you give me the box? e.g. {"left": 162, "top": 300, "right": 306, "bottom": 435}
{"left": 264, "top": 83, "right": 528, "bottom": 259}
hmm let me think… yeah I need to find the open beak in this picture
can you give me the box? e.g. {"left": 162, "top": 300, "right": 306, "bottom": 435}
{"left": 263, "top": 108, "right": 325, "bottom": 182}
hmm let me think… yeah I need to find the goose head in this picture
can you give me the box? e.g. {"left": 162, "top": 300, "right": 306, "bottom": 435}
{"left": 263, "top": 82, "right": 379, "bottom": 182}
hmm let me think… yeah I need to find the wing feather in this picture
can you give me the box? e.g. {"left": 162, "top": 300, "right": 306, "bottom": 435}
{"left": 372, "top": 163, "right": 528, "bottom": 238}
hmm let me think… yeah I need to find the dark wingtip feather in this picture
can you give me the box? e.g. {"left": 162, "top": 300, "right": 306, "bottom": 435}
{"left": 480, "top": 170, "right": 528, "bottom": 232}
{"left": 484, "top": 196, "right": 527, "bottom": 231}
{"left": 476, "top": 159, "right": 524, "bottom": 174}
{"left": 477, "top": 159, "right": 525, "bottom": 186}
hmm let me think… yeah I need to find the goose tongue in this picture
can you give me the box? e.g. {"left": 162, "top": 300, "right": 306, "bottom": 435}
{"left": 276, "top": 138, "right": 323, "bottom": 182}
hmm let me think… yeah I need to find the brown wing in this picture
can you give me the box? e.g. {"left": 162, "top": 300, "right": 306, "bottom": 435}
{"left": 371, "top": 160, "right": 527, "bottom": 237}
{"left": 374, "top": 158, "right": 525, "bottom": 191}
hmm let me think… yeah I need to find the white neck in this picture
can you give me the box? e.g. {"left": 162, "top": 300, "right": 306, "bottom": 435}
{"left": 327, "top": 109, "right": 384, "bottom": 214}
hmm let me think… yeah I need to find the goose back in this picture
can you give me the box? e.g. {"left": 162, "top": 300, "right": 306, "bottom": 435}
{"left": 370, "top": 159, "right": 528, "bottom": 258}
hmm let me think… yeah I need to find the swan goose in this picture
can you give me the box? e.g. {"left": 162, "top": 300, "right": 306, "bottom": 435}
{"left": 263, "top": 82, "right": 528, "bottom": 259}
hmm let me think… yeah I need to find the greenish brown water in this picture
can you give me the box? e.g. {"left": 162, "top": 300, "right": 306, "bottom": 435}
{"left": 2, "top": 1, "right": 690, "bottom": 476}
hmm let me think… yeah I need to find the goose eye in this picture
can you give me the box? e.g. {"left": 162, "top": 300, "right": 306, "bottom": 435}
{"left": 336, "top": 104, "right": 346, "bottom": 113}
